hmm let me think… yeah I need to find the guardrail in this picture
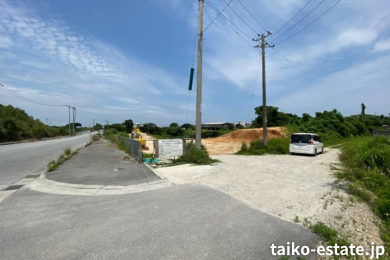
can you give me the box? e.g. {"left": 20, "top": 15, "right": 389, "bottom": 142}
{"left": 122, "top": 137, "right": 143, "bottom": 163}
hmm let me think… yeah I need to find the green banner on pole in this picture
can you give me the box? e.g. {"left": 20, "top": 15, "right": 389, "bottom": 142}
{"left": 188, "top": 67, "right": 194, "bottom": 91}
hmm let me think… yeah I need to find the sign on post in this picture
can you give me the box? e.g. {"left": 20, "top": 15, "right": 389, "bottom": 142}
{"left": 155, "top": 139, "right": 184, "bottom": 158}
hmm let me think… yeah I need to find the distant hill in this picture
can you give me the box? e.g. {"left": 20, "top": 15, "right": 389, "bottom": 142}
{"left": 0, "top": 104, "right": 68, "bottom": 142}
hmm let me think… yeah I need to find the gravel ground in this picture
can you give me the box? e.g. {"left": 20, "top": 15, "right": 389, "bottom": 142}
{"left": 155, "top": 148, "right": 383, "bottom": 251}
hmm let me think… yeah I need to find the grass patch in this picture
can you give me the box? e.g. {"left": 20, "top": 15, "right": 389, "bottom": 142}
{"left": 91, "top": 134, "right": 101, "bottom": 142}
{"left": 311, "top": 222, "right": 350, "bottom": 247}
{"left": 336, "top": 136, "right": 390, "bottom": 253}
{"left": 173, "top": 142, "right": 218, "bottom": 165}
{"left": 236, "top": 138, "right": 289, "bottom": 155}
{"left": 47, "top": 147, "right": 76, "bottom": 172}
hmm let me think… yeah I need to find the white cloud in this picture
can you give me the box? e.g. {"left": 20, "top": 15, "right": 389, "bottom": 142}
{"left": 374, "top": 38, "right": 390, "bottom": 52}
{"left": 274, "top": 55, "right": 390, "bottom": 115}
{"left": 0, "top": 0, "right": 192, "bottom": 125}
{"left": 0, "top": 34, "right": 12, "bottom": 48}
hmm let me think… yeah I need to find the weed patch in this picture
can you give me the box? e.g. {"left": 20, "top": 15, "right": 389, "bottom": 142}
{"left": 336, "top": 136, "right": 390, "bottom": 253}
{"left": 237, "top": 138, "right": 289, "bottom": 155}
{"left": 311, "top": 222, "right": 350, "bottom": 248}
{"left": 173, "top": 142, "right": 218, "bottom": 165}
{"left": 47, "top": 147, "right": 78, "bottom": 172}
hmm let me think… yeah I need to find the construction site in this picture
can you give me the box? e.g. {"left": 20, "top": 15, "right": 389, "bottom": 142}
{"left": 138, "top": 127, "right": 287, "bottom": 156}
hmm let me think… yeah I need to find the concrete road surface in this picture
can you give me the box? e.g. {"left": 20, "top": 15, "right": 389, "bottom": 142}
{"left": 0, "top": 184, "right": 319, "bottom": 259}
{"left": 46, "top": 139, "right": 159, "bottom": 185}
{"left": 0, "top": 133, "right": 92, "bottom": 190}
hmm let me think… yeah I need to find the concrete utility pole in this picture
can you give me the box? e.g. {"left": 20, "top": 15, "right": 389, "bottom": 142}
{"left": 72, "top": 107, "right": 76, "bottom": 134}
{"left": 67, "top": 105, "right": 71, "bottom": 136}
{"left": 253, "top": 32, "right": 274, "bottom": 146}
{"left": 195, "top": 0, "right": 204, "bottom": 150}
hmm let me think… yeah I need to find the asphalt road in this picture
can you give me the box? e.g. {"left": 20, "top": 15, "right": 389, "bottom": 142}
{"left": 0, "top": 133, "right": 92, "bottom": 190}
{"left": 0, "top": 184, "right": 319, "bottom": 259}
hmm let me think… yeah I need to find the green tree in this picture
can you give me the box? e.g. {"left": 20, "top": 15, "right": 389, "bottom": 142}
{"left": 140, "top": 123, "right": 162, "bottom": 134}
{"left": 252, "top": 106, "right": 298, "bottom": 127}
{"left": 181, "top": 123, "right": 194, "bottom": 129}
{"left": 124, "top": 119, "right": 134, "bottom": 133}
{"left": 93, "top": 123, "right": 103, "bottom": 131}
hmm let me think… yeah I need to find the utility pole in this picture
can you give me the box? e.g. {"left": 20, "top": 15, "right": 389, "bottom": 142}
{"left": 195, "top": 0, "right": 204, "bottom": 150}
{"left": 253, "top": 32, "right": 274, "bottom": 146}
{"left": 72, "top": 107, "right": 76, "bottom": 134}
{"left": 92, "top": 118, "right": 95, "bottom": 129}
{"left": 67, "top": 105, "right": 71, "bottom": 136}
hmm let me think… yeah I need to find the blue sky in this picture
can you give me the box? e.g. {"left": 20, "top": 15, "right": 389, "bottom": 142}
{"left": 0, "top": 0, "right": 389, "bottom": 127}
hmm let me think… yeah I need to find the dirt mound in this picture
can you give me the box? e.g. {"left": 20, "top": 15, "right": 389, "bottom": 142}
{"left": 202, "top": 127, "right": 287, "bottom": 155}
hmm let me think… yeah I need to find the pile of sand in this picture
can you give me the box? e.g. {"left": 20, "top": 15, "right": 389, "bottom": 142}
{"left": 202, "top": 127, "right": 287, "bottom": 155}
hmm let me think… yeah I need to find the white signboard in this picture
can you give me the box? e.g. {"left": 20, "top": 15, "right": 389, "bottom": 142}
{"left": 157, "top": 139, "right": 183, "bottom": 158}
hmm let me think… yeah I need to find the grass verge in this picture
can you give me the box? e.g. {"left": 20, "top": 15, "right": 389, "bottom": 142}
{"left": 335, "top": 136, "right": 390, "bottom": 254}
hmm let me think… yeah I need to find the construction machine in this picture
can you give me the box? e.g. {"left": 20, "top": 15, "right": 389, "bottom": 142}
{"left": 130, "top": 128, "right": 146, "bottom": 147}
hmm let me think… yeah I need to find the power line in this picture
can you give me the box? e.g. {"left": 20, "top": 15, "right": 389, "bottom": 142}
{"left": 272, "top": 0, "right": 326, "bottom": 42}
{"left": 273, "top": 0, "right": 314, "bottom": 37}
{"left": 205, "top": 0, "right": 252, "bottom": 43}
{"left": 275, "top": 0, "right": 342, "bottom": 45}
{"left": 236, "top": 0, "right": 268, "bottom": 32}
{"left": 204, "top": 0, "right": 233, "bottom": 33}
{"left": 223, "top": 0, "right": 259, "bottom": 34}
{"left": 205, "top": 0, "right": 264, "bottom": 62}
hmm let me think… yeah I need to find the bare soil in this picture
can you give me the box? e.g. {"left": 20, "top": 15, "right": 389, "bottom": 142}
{"left": 202, "top": 127, "right": 288, "bottom": 154}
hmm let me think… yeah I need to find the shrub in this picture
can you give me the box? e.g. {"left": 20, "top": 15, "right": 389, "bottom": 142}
{"left": 236, "top": 138, "right": 289, "bottom": 155}
{"left": 174, "top": 142, "right": 217, "bottom": 165}
{"left": 236, "top": 140, "right": 266, "bottom": 155}
{"left": 91, "top": 134, "right": 100, "bottom": 142}
{"left": 265, "top": 138, "right": 289, "bottom": 154}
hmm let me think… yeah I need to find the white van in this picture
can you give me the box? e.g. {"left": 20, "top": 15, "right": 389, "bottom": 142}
{"left": 289, "top": 133, "right": 324, "bottom": 155}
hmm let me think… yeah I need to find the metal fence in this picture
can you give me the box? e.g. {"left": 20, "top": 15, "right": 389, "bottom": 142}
{"left": 122, "top": 137, "right": 143, "bottom": 163}
{"left": 372, "top": 130, "right": 390, "bottom": 136}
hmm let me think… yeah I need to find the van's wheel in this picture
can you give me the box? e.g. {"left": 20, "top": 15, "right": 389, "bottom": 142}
{"left": 321, "top": 147, "right": 324, "bottom": 154}
{"left": 313, "top": 149, "right": 317, "bottom": 156}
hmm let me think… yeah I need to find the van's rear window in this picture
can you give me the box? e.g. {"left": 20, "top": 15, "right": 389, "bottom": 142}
{"left": 291, "top": 134, "right": 312, "bottom": 143}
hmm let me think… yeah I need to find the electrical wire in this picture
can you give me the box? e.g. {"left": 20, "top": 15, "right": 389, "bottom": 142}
{"left": 204, "top": 0, "right": 234, "bottom": 33}
{"left": 272, "top": 0, "right": 314, "bottom": 37}
{"left": 236, "top": 0, "right": 268, "bottom": 32}
{"left": 275, "top": 0, "right": 342, "bottom": 45}
{"left": 205, "top": 0, "right": 252, "bottom": 42}
{"left": 223, "top": 0, "right": 259, "bottom": 34}
{"left": 272, "top": 0, "right": 326, "bottom": 42}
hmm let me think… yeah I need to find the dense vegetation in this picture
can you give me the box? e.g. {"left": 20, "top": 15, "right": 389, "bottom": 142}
{"left": 139, "top": 122, "right": 235, "bottom": 139}
{"left": 238, "top": 106, "right": 389, "bottom": 155}
{"left": 253, "top": 106, "right": 389, "bottom": 146}
{"left": 336, "top": 136, "right": 390, "bottom": 252}
{"left": 103, "top": 119, "right": 134, "bottom": 133}
{"left": 0, "top": 104, "right": 77, "bottom": 141}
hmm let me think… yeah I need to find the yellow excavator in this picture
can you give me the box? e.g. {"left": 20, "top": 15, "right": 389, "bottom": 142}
{"left": 130, "top": 128, "right": 146, "bottom": 147}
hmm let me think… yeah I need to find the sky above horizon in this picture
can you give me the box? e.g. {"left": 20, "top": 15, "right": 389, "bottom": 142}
{"left": 0, "top": 0, "right": 389, "bottom": 127}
